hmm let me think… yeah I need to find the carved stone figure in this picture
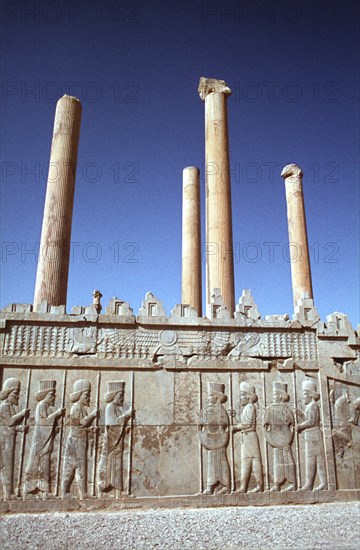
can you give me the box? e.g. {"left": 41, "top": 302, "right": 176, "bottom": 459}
{"left": 0, "top": 378, "right": 29, "bottom": 500}
{"left": 24, "top": 380, "right": 64, "bottom": 497}
{"left": 198, "top": 383, "right": 230, "bottom": 494}
{"left": 296, "top": 380, "right": 327, "bottom": 491}
{"left": 350, "top": 397, "right": 360, "bottom": 426}
{"left": 233, "top": 382, "right": 263, "bottom": 493}
{"left": 97, "top": 381, "right": 133, "bottom": 495}
{"left": 264, "top": 382, "right": 296, "bottom": 492}
{"left": 92, "top": 290, "right": 103, "bottom": 314}
{"left": 61, "top": 379, "right": 98, "bottom": 499}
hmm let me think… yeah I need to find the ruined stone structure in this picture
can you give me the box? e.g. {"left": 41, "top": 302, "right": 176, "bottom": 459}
{"left": 1, "top": 78, "right": 359, "bottom": 513}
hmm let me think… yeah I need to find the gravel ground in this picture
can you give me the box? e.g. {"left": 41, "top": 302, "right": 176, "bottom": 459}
{"left": 1, "top": 502, "right": 359, "bottom": 549}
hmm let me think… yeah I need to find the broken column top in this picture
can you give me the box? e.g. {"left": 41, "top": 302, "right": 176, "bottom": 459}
{"left": 60, "top": 94, "right": 81, "bottom": 103}
{"left": 281, "top": 163, "right": 303, "bottom": 179}
{"left": 198, "top": 77, "right": 232, "bottom": 101}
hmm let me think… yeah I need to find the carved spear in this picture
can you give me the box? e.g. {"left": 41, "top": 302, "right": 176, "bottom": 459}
{"left": 229, "top": 372, "right": 235, "bottom": 492}
{"left": 262, "top": 371, "right": 270, "bottom": 491}
{"left": 198, "top": 371, "right": 203, "bottom": 494}
{"left": 17, "top": 368, "right": 32, "bottom": 497}
{"left": 55, "top": 369, "right": 67, "bottom": 496}
{"left": 92, "top": 371, "right": 101, "bottom": 497}
{"left": 293, "top": 369, "right": 301, "bottom": 490}
{"left": 127, "top": 370, "right": 135, "bottom": 495}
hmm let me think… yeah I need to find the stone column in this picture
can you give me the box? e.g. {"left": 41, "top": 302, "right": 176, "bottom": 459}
{"left": 33, "top": 95, "right": 82, "bottom": 311}
{"left": 281, "top": 163, "right": 313, "bottom": 309}
{"left": 182, "top": 166, "right": 202, "bottom": 315}
{"left": 198, "top": 77, "right": 235, "bottom": 316}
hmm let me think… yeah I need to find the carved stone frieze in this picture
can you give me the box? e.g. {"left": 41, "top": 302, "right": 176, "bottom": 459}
{"left": 0, "top": 305, "right": 359, "bottom": 511}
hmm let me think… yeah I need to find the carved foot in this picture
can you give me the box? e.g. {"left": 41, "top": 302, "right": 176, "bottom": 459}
{"left": 248, "top": 485, "right": 262, "bottom": 493}
{"left": 202, "top": 489, "right": 213, "bottom": 495}
{"left": 314, "top": 483, "right": 327, "bottom": 491}
{"left": 234, "top": 485, "right": 247, "bottom": 494}
{"left": 300, "top": 484, "right": 312, "bottom": 491}
{"left": 217, "top": 486, "right": 230, "bottom": 495}
{"left": 282, "top": 484, "right": 296, "bottom": 493}
{"left": 269, "top": 484, "right": 280, "bottom": 493}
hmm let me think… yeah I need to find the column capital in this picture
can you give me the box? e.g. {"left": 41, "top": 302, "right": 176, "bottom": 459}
{"left": 281, "top": 163, "right": 303, "bottom": 180}
{"left": 198, "top": 77, "right": 232, "bottom": 101}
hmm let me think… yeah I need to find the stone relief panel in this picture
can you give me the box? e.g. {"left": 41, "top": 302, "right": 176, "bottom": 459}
{"left": 0, "top": 364, "right": 359, "bottom": 506}
{"left": 329, "top": 378, "right": 360, "bottom": 489}
{"left": 131, "top": 370, "right": 199, "bottom": 497}
{"left": 3, "top": 325, "right": 69, "bottom": 358}
{"left": 2, "top": 323, "right": 320, "bottom": 363}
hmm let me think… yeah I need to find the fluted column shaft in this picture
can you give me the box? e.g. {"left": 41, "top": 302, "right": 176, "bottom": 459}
{"left": 199, "top": 77, "right": 235, "bottom": 316}
{"left": 281, "top": 163, "right": 313, "bottom": 309}
{"left": 34, "top": 95, "right": 82, "bottom": 311}
{"left": 182, "top": 166, "right": 202, "bottom": 315}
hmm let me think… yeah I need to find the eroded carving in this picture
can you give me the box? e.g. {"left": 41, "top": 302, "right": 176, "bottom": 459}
{"left": 233, "top": 382, "right": 263, "bottom": 493}
{"left": 0, "top": 377, "right": 29, "bottom": 500}
{"left": 98, "top": 381, "right": 134, "bottom": 495}
{"left": 61, "top": 379, "right": 98, "bottom": 499}
{"left": 264, "top": 382, "right": 296, "bottom": 492}
{"left": 296, "top": 379, "right": 327, "bottom": 491}
{"left": 198, "top": 383, "right": 230, "bottom": 495}
{"left": 24, "top": 380, "right": 64, "bottom": 497}
{"left": 92, "top": 290, "right": 103, "bottom": 315}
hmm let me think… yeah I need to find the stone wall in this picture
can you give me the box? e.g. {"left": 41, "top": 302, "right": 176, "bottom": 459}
{"left": 1, "top": 295, "right": 359, "bottom": 512}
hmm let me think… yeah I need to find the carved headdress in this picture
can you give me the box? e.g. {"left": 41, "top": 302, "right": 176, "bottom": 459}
{"left": 208, "top": 382, "right": 227, "bottom": 403}
{"left": 240, "top": 381, "right": 258, "bottom": 403}
{"left": 302, "top": 379, "right": 320, "bottom": 401}
{"left": 0, "top": 377, "right": 20, "bottom": 400}
{"left": 36, "top": 379, "right": 56, "bottom": 401}
{"left": 70, "top": 378, "right": 91, "bottom": 402}
{"left": 105, "top": 381, "right": 125, "bottom": 403}
{"left": 273, "top": 381, "right": 290, "bottom": 402}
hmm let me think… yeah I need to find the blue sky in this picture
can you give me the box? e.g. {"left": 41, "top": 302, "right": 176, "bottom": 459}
{"left": 1, "top": 0, "right": 359, "bottom": 326}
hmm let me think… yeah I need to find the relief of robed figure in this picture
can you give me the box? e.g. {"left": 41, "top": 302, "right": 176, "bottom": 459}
{"left": 61, "top": 379, "right": 98, "bottom": 499}
{"left": 24, "top": 380, "right": 64, "bottom": 497}
{"left": 97, "top": 381, "right": 133, "bottom": 494}
{"left": 198, "top": 382, "right": 230, "bottom": 495}
{"left": 0, "top": 377, "right": 29, "bottom": 500}
{"left": 264, "top": 381, "right": 296, "bottom": 492}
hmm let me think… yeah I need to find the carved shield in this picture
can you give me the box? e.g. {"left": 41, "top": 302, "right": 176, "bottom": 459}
{"left": 199, "top": 428, "right": 229, "bottom": 450}
{"left": 264, "top": 403, "right": 294, "bottom": 448}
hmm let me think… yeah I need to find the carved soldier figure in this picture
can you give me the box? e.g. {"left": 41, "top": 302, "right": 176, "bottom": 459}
{"left": 264, "top": 382, "right": 296, "bottom": 492}
{"left": 61, "top": 379, "right": 98, "bottom": 499}
{"left": 350, "top": 397, "right": 360, "bottom": 426}
{"left": 97, "top": 381, "right": 133, "bottom": 495}
{"left": 331, "top": 392, "right": 352, "bottom": 458}
{"left": 0, "top": 377, "right": 29, "bottom": 500}
{"left": 24, "top": 380, "right": 64, "bottom": 498}
{"left": 296, "top": 380, "right": 327, "bottom": 491}
{"left": 198, "top": 383, "right": 230, "bottom": 495}
{"left": 233, "top": 381, "right": 263, "bottom": 493}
